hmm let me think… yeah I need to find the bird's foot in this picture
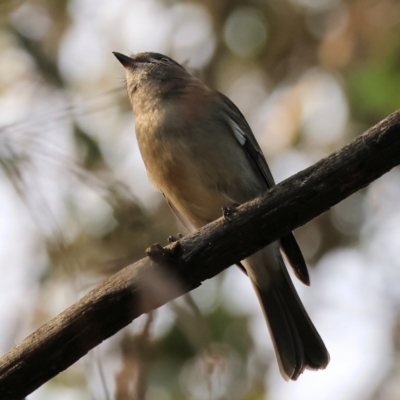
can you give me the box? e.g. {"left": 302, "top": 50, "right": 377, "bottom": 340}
{"left": 222, "top": 204, "right": 239, "bottom": 221}
{"left": 168, "top": 233, "right": 183, "bottom": 243}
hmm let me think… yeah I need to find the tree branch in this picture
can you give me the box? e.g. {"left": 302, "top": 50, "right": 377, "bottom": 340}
{"left": 1, "top": 110, "right": 400, "bottom": 399}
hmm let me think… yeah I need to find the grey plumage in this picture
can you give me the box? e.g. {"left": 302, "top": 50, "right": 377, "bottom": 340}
{"left": 114, "top": 51, "right": 330, "bottom": 380}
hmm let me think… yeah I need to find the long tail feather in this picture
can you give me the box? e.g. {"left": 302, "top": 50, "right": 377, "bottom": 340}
{"left": 244, "top": 247, "right": 329, "bottom": 380}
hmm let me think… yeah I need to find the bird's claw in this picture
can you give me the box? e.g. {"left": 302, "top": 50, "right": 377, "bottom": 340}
{"left": 222, "top": 204, "right": 239, "bottom": 221}
{"left": 168, "top": 233, "right": 183, "bottom": 243}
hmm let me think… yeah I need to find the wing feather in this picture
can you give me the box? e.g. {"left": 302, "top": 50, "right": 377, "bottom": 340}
{"left": 217, "top": 92, "right": 309, "bottom": 285}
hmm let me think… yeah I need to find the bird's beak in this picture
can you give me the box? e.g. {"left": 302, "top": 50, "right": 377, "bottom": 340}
{"left": 113, "top": 52, "right": 134, "bottom": 68}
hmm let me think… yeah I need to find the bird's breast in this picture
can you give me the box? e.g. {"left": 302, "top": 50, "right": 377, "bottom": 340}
{"left": 135, "top": 96, "right": 264, "bottom": 228}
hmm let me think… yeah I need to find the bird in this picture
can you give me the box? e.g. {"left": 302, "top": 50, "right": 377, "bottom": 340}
{"left": 113, "top": 51, "right": 330, "bottom": 380}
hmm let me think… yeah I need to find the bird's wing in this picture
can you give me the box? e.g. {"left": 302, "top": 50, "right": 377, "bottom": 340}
{"left": 217, "top": 92, "right": 275, "bottom": 187}
{"left": 217, "top": 92, "right": 309, "bottom": 285}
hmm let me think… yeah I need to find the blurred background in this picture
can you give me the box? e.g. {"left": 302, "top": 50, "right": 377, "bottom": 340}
{"left": 0, "top": 0, "right": 400, "bottom": 399}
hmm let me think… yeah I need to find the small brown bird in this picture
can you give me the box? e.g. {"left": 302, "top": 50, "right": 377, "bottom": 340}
{"left": 114, "top": 51, "right": 329, "bottom": 380}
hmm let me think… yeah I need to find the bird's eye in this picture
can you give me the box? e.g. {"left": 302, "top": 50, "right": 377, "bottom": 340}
{"left": 160, "top": 57, "right": 170, "bottom": 64}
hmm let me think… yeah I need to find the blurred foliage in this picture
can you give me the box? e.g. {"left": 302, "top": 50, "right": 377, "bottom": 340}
{"left": 0, "top": 0, "right": 400, "bottom": 399}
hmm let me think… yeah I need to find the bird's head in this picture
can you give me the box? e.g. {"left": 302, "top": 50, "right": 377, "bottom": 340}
{"left": 113, "top": 52, "right": 194, "bottom": 114}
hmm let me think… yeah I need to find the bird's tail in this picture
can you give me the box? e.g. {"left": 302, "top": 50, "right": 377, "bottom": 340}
{"left": 243, "top": 247, "right": 329, "bottom": 380}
